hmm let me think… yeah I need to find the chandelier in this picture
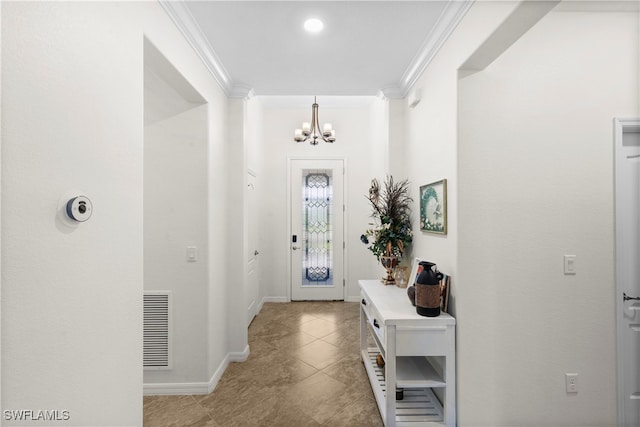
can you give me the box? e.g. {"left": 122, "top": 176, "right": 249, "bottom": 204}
{"left": 294, "top": 97, "right": 335, "bottom": 145}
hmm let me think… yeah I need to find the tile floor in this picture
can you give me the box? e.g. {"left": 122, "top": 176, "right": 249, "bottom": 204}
{"left": 143, "top": 301, "right": 384, "bottom": 427}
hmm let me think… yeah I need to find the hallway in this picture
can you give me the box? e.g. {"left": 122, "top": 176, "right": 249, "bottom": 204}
{"left": 143, "top": 301, "right": 383, "bottom": 427}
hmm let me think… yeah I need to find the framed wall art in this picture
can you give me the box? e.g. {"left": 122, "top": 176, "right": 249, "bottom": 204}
{"left": 420, "top": 179, "right": 447, "bottom": 234}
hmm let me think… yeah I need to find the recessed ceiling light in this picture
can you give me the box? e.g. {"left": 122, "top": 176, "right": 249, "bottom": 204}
{"left": 304, "top": 18, "right": 324, "bottom": 33}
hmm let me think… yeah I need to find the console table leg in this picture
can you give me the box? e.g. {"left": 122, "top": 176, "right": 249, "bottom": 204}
{"left": 360, "top": 307, "right": 367, "bottom": 362}
{"left": 445, "top": 348, "right": 456, "bottom": 426}
{"left": 385, "top": 325, "right": 397, "bottom": 427}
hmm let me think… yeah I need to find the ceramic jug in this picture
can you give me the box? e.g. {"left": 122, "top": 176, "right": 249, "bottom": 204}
{"left": 415, "top": 261, "right": 443, "bottom": 317}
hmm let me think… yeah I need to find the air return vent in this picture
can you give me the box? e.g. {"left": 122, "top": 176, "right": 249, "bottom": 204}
{"left": 143, "top": 291, "right": 172, "bottom": 370}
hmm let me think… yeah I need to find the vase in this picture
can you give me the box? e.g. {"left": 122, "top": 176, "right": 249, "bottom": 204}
{"left": 395, "top": 266, "right": 408, "bottom": 288}
{"left": 379, "top": 256, "right": 398, "bottom": 285}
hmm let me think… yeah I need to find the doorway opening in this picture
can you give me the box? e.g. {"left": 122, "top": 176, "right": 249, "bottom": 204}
{"left": 615, "top": 118, "right": 640, "bottom": 426}
{"left": 143, "top": 38, "right": 208, "bottom": 390}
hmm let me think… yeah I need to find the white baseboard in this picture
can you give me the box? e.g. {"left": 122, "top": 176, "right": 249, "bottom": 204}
{"left": 262, "top": 295, "right": 360, "bottom": 303}
{"left": 144, "top": 346, "right": 249, "bottom": 396}
{"left": 228, "top": 344, "right": 250, "bottom": 362}
{"left": 143, "top": 380, "right": 213, "bottom": 396}
{"left": 262, "top": 296, "right": 289, "bottom": 303}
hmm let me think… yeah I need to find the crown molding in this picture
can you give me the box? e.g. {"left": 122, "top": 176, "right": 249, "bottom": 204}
{"left": 159, "top": 0, "right": 254, "bottom": 99}
{"left": 375, "top": 90, "right": 388, "bottom": 101}
{"left": 230, "top": 84, "right": 256, "bottom": 100}
{"left": 379, "top": 86, "right": 402, "bottom": 100}
{"left": 388, "top": 0, "right": 475, "bottom": 99}
{"left": 160, "top": 0, "right": 474, "bottom": 100}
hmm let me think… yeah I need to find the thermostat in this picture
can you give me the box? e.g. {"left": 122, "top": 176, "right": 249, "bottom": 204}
{"left": 66, "top": 196, "right": 93, "bottom": 222}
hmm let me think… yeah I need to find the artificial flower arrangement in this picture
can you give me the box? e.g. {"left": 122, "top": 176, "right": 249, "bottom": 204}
{"left": 360, "top": 176, "right": 413, "bottom": 261}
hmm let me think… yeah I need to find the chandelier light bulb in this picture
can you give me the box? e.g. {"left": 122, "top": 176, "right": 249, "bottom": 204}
{"left": 304, "top": 18, "right": 324, "bottom": 33}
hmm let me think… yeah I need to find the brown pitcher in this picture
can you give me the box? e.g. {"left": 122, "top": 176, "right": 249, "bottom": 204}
{"left": 415, "top": 261, "right": 443, "bottom": 317}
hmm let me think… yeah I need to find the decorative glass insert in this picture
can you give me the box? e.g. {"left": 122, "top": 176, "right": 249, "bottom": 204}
{"left": 302, "top": 170, "right": 333, "bottom": 287}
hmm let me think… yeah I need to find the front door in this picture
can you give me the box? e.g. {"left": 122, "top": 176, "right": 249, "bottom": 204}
{"left": 290, "top": 159, "right": 344, "bottom": 301}
{"left": 615, "top": 118, "right": 640, "bottom": 426}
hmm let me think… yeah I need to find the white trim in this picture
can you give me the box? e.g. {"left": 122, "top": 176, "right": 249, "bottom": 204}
{"left": 144, "top": 355, "right": 228, "bottom": 396}
{"left": 256, "top": 296, "right": 265, "bottom": 313}
{"left": 262, "top": 296, "right": 289, "bottom": 303}
{"left": 231, "top": 84, "right": 256, "bottom": 100}
{"left": 143, "top": 381, "right": 212, "bottom": 396}
{"left": 158, "top": 0, "right": 254, "bottom": 99}
{"left": 384, "top": 0, "right": 475, "bottom": 99}
{"left": 143, "top": 345, "right": 249, "bottom": 396}
{"left": 228, "top": 345, "right": 250, "bottom": 363}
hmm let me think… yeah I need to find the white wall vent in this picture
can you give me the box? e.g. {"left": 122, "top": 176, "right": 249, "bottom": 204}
{"left": 143, "top": 291, "right": 172, "bottom": 370}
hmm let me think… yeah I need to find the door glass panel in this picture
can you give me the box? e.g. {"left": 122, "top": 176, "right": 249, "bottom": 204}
{"left": 302, "top": 169, "right": 333, "bottom": 287}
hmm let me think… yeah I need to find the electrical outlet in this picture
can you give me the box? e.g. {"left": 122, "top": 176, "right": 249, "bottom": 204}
{"left": 566, "top": 373, "right": 578, "bottom": 393}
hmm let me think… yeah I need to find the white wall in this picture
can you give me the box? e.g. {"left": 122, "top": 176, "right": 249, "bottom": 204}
{"left": 258, "top": 97, "right": 382, "bottom": 301}
{"left": 368, "top": 97, "right": 390, "bottom": 177}
{"left": 403, "top": 0, "right": 638, "bottom": 425}
{"left": 2, "top": 2, "right": 143, "bottom": 424}
{"left": 0, "top": 0, "right": 3, "bottom": 408}
{"left": 1, "top": 1, "right": 231, "bottom": 424}
{"left": 388, "top": 99, "right": 407, "bottom": 180}
{"left": 457, "top": 3, "right": 639, "bottom": 425}
{"left": 403, "top": 0, "right": 519, "bottom": 303}
{"left": 225, "top": 98, "right": 249, "bottom": 356}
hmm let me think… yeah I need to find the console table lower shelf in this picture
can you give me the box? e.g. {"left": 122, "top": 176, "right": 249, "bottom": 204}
{"left": 362, "top": 348, "right": 445, "bottom": 426}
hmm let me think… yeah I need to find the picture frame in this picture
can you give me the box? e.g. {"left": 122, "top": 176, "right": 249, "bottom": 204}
{"left": 440, "top": 274, "right": 450, "bottom": 313}
{"left": 420, "top": 179, "right": 447, "bottom": 234}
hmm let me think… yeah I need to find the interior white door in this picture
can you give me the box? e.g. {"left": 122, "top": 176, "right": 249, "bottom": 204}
{"left": 615, "top": 118, "right": 640, "bottom": 426}
{"left": 290, "top": 159, "right": 344, "bottom": 301}
{"left": 246, "top": 171, "right": 259, "bottom": 325}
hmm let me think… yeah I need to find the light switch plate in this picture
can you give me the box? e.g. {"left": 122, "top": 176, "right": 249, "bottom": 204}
{"left": 564, "top": 255, "right": 576, "bottom": 275}
{"left": 187, "top": 246, "right": 197, "bottom": 262}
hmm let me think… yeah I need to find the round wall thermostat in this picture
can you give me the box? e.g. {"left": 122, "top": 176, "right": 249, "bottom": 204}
{"left": 66, "top": 196, "right": 93, "bottom": 222}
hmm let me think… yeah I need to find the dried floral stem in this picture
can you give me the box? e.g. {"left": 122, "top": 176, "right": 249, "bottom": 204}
{"left": 361, "top": 175, "right": 413, "bottom": 260}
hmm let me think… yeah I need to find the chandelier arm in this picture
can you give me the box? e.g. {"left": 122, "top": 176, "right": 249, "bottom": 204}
{"left": 311, "top": 100, "right": 331, "bottom": 143}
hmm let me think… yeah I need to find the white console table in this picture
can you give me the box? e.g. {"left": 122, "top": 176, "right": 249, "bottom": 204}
{"left": 359, "top": 279, "right": 456, "bottom": 427}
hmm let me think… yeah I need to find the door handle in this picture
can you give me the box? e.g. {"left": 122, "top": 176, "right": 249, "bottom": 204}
{"left": 254, "top": 250, "right": 259, "bottom": 256}
{"left": 624, "top": 292, "right": 640, "bottom": 301}
{"left": 292, "top": 246, "right": 300, "bottom": 250}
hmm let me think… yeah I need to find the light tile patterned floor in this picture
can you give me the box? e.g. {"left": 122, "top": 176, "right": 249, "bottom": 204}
{"left": 143, "top": 301, "right": 384, "bottom": 427}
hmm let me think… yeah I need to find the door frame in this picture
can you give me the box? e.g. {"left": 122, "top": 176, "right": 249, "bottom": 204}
{"left": 615, "top": 117, "right": 640, "bottom": 425}
{"left": 246, "top": 168, "right": 259, "bottom": 325}
{"left": 286, "top": 156, "right": 348, "bottom": 301}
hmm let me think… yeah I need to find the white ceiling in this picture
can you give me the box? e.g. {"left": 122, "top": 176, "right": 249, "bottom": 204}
{"left": 163, "top": 1, "right": 473, "bottom": 98}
